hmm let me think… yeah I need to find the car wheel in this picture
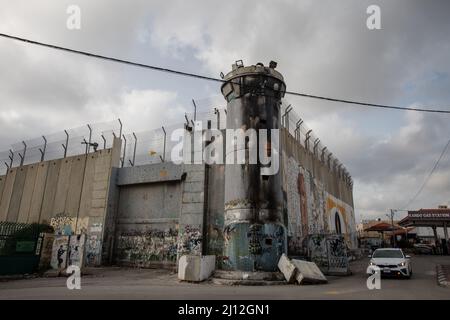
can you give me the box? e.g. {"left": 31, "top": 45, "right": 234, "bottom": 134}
{"left": 406, "top": 269, "right": 412, "bottom": 279}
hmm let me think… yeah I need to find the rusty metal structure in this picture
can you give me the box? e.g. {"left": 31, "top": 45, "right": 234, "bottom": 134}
{"left": 220, "top": 61, "right": 287, "bottom": 271}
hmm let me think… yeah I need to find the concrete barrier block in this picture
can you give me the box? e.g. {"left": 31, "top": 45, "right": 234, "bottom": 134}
{"left": 178, "top": 255, "right": 216, "bottom": 282}
{"left": 277, "top": 254, "right": 296, "bottom": 283}
{"left": 292, "top": 259, "right": 327, "bottom": 284}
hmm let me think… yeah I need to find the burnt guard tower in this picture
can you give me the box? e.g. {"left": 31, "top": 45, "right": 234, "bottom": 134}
{"left": 220, "top": 61, "right": 287, "bottom": 272}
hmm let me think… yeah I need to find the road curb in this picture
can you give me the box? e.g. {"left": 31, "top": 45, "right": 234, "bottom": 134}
{"left": 436, "top": 264, "right": 450, "bottom": 288}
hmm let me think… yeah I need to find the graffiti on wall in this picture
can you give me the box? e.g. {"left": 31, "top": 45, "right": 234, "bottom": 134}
{"left": 284, "top": 156, "right": 357, "bottom": 256}
{"left": 86, "top": 235, "right": 101, "bottom": 266}
{"left": 286, "top": 158, "right": 301, "bottom": 237}
{"left": 75, "top": 217, "right": 90, "bottom": 234}
{"left": 50, "top": 214, "right": 76, "bottom": 236}
{"left": 39, "top": 233, "right": 55, "bottom": 270}
{"left": 50, "top": 235, "right": 69, "bottom": 269}
{"left": 326, "top": 235, "right": 349, "bottom": 274}
{"left": 326, "top": 195, "right": 357, "bottom": 249}
{"left": 303, "top": 169, "right": 325, "bottom": 235}
{"left": 308, "top": 234, "right": 349, "bottom": 275}
{"left": 68, "top": 234, "right": 85, "bottom": 267}
{"left": 117, "top": 228, "right": 178, "bottom": 266}
{"left": 207, "top": 219, "right": 224, "bottom": 267}
{"left": 177, "top": 224, "right": 202, "bottom": 256}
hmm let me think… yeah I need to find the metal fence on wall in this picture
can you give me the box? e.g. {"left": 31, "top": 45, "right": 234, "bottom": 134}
{"left": 0, "top": 96, "right": 351, "bottom": 186}
{"left": 120, "top": 106, "right": 227, "bottom": 167}
{"left": 280, "top": 100, "right": 353, "bottom": 186}
{"left": 0, "top": 119, "right": 122, "bottom": 175}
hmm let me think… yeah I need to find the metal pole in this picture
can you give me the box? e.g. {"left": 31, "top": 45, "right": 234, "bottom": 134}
{"left": 321, "top": 147, "right": 327, "bottom": 162}
{"left": 8, "top": 149, "right": 13, "bottom": 167}
{"left": 101, "top": 134, "right": 106, "bottom": 149}
{"left": 87, "top": 124, "right": 92, "bottom": 153}
{"left": 192, "top": 99, "right": 197, "bottom": 121}
{"left": 313, "top": 138, "right": 320, "bottom": 155}
{"left": 82, "top": 138, "right": 88, "bottom": 154}
{"left": 305, "top": 130, "right": 312, "bottom": 151}
{"left": 162, "top": 126, "right": 167, "bottom": 162}
{"left": 390, "top": 209, "right": 396, "bottom": 248}
{"left": 282, "top": 105, "right": 292, "bottom": 131}
{"left": 118, "top": 118, "right": 123, "bottom": 138}
{"left": 40, "top": 136, "right": 47, "bottom": 162}
{"left": 214, "top": 108, "right": 220, "bottom": 130}
{"left": 121, "top": 135, "right": 127, "bottom": 168}
{"left": 132, "top": 132, "right": 137, "bottom": 166}
{"left": 295, "top": 119, "right": 303, "bottom": 141}
{"left": 20, "top": 141, "right": 27, "bottom": 166}
{"left": 63, "top": 130, "right": 69, "bottom": 158}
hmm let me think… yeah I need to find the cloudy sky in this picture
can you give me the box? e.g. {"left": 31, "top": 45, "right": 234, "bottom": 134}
{"left": 0, "top": 0, "right": 449, "bottom": 222}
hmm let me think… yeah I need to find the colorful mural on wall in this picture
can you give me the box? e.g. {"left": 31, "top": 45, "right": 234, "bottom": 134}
{"left": 50, "top": 214, "right": 76, "bottom": 236}
{"left": 284, "top": 156, "right": 357, "bottom": 256}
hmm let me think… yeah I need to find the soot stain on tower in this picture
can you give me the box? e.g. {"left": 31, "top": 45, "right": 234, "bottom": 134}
{"left": 221, "top": 61, "right": 287, "bottom": 272}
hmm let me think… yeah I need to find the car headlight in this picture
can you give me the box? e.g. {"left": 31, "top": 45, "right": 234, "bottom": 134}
{"left": 398, "top": 262, "right": 406, "bottom": 267}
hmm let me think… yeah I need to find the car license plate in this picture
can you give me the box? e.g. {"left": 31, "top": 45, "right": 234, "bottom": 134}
{"left": 383, "top": 267, "right": 391, "bottom": 273}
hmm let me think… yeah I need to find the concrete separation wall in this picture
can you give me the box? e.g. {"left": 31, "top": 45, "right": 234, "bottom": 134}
{"left": 111, "top": 162, "right": 206, "bottom": 269}
{"left": 0, "top": 138, "right": 122, "bottom": 269}
{"left": 281, "top": 128, "right": 357, "bottom": 256}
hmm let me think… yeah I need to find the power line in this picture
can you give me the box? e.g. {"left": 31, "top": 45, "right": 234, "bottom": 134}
{"left": 1, "top": 32, "right": 450, "bottom": 114}
{"left": 402, "top": 138, "right": 450, "bottom": 210}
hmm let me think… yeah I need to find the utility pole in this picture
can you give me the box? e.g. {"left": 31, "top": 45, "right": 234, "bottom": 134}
{"left": 389, "top": 209, "right": 396, "bottom": 248}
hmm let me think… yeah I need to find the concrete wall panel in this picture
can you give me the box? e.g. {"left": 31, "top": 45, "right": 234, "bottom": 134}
{"left": 0, "top": 169, "right": 16, "bottom": 221}
{"left": 52, "top": 157, "right": 73, "bottom": 216}
{"left": 28, "top": 162, "right": 49, "bottom": 223}
{"left": 78, "top": 153, "right": 97, "bottom": 222}
{"left": 0, "top": 175, "right": 5, "bottom": 205}
{"left": 7, "top": 167, "right": 28, "bottom": 222}
{"left": 17, "top": 164, "right": 38, "bottom": 223}
{"left": 65, "top": 156, "right": 86, "bottom": 217}
{"left": 40, "top": 160, "right": 61, "bottom": 224}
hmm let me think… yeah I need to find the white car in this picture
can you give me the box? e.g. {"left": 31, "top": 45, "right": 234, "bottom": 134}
{"left": 367, "top": 248, "right": 412, "bottom": 279}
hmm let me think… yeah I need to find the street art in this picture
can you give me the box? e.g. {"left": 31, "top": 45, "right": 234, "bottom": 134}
{"left": 117, "top": 228, "right": 178, "bottom": 267}
{"left": 303, "top": 169, "right": 325, "bottom": 235}
{"left": 39, "top": 233, "right": 55, "bottom": 270}
{"left": 326, "top": 235, "right": 350, "bottom": 274}
{"left": 308, "top": 234, "right": 350, "bottom": 275}
{"left": 50, "top": 235, "right": 69, "bottom": 269}
{"left": 297, "top": 170, "right": 309, "bottom": 236}
{"left": 207, "top": 220, "right": 225, "bottom": 268}
{"left": 326, "top": 195, "right": 357, "bottom": 249}
{"left": 283, "top": 156, "right": 357, "bottom": 256}
{"left": 50, "top": 214, "right": 76, "bottom": 236}
{"left": 86, "top": 234, "right": 101, "bottom": 266}
{"left": 286, "top": 158, "right": 301, "bottom": 237}
{"left": 177, "top": 225, "right": 202, "bottom": 256}
{"left": 75, "top": 217, "right": 89, "bottom": 234}
{"left": 68, "top": 234, "right": 85, "bottom": 267}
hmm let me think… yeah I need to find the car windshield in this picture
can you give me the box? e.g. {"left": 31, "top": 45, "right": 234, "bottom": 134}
{"left": 373, "top": 250, "right": 403, "bottom": 258}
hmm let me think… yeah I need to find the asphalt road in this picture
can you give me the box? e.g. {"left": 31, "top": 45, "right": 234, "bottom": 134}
{"left": 0, "top": 255, "right": 449, "bottom": 300}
